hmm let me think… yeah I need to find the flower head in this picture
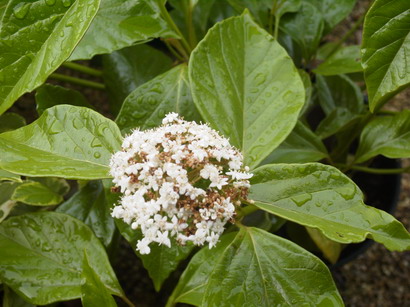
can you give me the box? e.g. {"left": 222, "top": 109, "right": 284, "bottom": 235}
{"left": 110, "top": 113, "right": 252, "bottom": 254}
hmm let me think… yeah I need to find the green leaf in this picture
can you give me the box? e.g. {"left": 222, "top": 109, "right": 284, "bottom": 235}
{"left": 3, "top": 285, "right": 35, "bottom": 307}
{"left": 315, "top": 74, "right": 364, "bottom": 138}
{"left": 0, "top": 113, "right": 26, "bottom": 133}
{"left": 308, "top": 0, "right": 356, "bottom": 33}
{"left": 262, "top": 121, "right": 328, "bottom": 164}
{"left": 0, "top": 105, "right": 122, "bottom": 179}
{"left": 117, "top": 64, "right": 201, "bottom": 134}
{"left": 30, "top": 177, "right": 70, "bottom": 196}
{"left": 280, "top": 2, "right": 324, "bottom": 62}
{"left": 189, "top": 12, "right": 305, "bottom": 169}
{"left": 250, "top": 163, "right": 410, "bottom": 251}
{"left": 361, "top": 0, "right": 410, "bottom": 112}
{"left": 11, "top": 181, "right": 63, "bottom": 206}
{"left": 314, "top": 45, "right": 362, "bottom": 76}
{"left": 35, "top": 84, "right": 93, "bottom": 116}
{"left": 56, "top": 180, "right": 116, "bottom": 248}
{"left": 102, "top": 44, "right": 173, "bottom": 115}
{"left": 298, "top": 69, "right": 313, "bottom": 116}
{"left": 0, "top": 212, "right": 123, "bottom": 305}
{"left": 116, "top": 218, "right": 194, "bottom": 291}
{"left": 306, "top": 227, "right": 342, "bottom": 264}
{"left": 0, "top": 0, "right": 100, "bottom": 115}
{"left": 167, "top": 233, "right": 237, "bottom": 306}
{"left": 81, "top": 251, "right": 117, "bottom": 307}
{"left": 0, "top": 169, "right": 21, "bottom": 182}
{"left": 70, "top": 0, "right": 176, "bottom": 60}
{"left": 0, "top": 182, "right": 21, "bottom": 223}
{"left": 356, "top": 111, "right": 410, "bottom": 163}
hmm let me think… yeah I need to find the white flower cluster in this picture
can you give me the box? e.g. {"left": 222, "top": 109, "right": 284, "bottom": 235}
{"left": 110, "top": 113, "right": 252, "bottom": 254}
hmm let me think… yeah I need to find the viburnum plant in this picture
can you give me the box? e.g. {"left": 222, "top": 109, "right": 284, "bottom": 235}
{"left": 0, "top": 0, "right": 410, "bottom": 306}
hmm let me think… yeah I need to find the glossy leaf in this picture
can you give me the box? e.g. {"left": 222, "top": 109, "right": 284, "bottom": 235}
{"left": 250, "top": 163, "right": 410, "bottom": 251}
{"left": 30, "top": 177, "right": 70, "bottom": 197}
{"left": 0, "top": 105, "right": 122, "bottom": 179}
{"left": 116, "top": 219, "right": 194, "bottom": 291}
{"left": 117, "top": 64, "right": 200, "bottom": 134}
{"left": 262, "top": 121, "right": 328, "bottom": 164}
{"left": 308, "top": 0, "right": 356, "bottom": 32}
{"left": 356, "top": 111, "right": 410, "bottom": 163}
{"left": 0, "top": 113, "right": 26, "bottom": 133}
{"left": 35, "top": 84, "right": 93, "bottom": 115}
{"left": 0, "top": 212, "right": 123, "bottom": 305}
{"left": 167, "top": 233, "right": 237, "bottom": 306}
{"left": 0, "top": 169, "right": 21, "bottom": 182}
{"left": 102, "top": 44, "right": 173, "bottom": 115}
{"left": 190, "top": 13, "right": 305, "bottom": 168}
{"left": 314, "top": 45, "right": 362, "bottom": 76}
{"left": 11, "top": 181, "right": 63, "bottom": 206}
{"left": 361, "top": 0, "right": 410, "bottom": 112}
{"left": 56, "top": 180, "right": 116, "bottom": 248}
{"left": 280, "top": 2, "right": 324, "bottom": 62}
{"left": 70, "top": 0, "right": 176, "bottom": 60}
{"left": 81, "top": 251, "right": 117, "bottom": 307}
{"left": 0, "top": 0, "right": 100, "bottom": 115}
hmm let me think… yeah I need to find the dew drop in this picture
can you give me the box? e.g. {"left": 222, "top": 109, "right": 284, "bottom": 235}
{"left": 93, "top": 152, "right": 101, "bottom": 159}
{"left": 45, "top": 0, "right": 56, "bottom": 6}
{"left": 62, "top": 0, "right": 72, "bottom": 8}
{"left": 13, "top": 3, "right": 30, "bottom": 20}
{"left": 254, "top": 73, "right": 266, "bottom": 86}
{"left": 291, "top": 193, "right": 312, "bottom": 206}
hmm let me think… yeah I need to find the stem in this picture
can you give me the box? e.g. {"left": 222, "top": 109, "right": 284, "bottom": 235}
{"left": 185, "top": 0, "right": 197, "bottom": 48}
{"left": 237, "top": 203, "right": 259, "bottom": 220}
{"left": 62, "top": 62, "right": 103, "bottom": 77}
{"left": 326, "top": 13, "right": 366, "bottom": 59}
{"left": 121, "top": 295, "right": 136, "bottom": 307}
{"left": 164, "top": 39, "right": 185, "bottom": 61}
{"left": 159, "top": 3, "right": 192, "bottom": 56}
{"left": 49, "top": 73, "right": 105, "bottom": 90}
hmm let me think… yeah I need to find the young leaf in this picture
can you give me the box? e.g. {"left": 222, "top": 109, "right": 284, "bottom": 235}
{"left": 167, "top": 233, "right": 237, "bottom": 307}
{"left": 11, "top": 181, "right": 63, "bottom": 206}
{"left": 116, "top": 218, "right": 194, "bottom": 292}
{"left": 308, "top": 0, "right": 356, "bottom": 33}
{"left": 0, "top": 113, "right": 26, "bottom": 133}
{"left": 0, "top": 212, "right": 124, "bottom": 305}
{"left": 70, "top": 0, "right": 177, "bottom": 60}
{"left": 355, "top": 111, "right": 410, "bottom": 163}
{"left": 189, "top": 12, "right": 305, "bottom": 169}
{"left": 0, "top": 169, "right": 21, "bottom": 182}
{"left": 56, "top": 180, "right": 116, "bottom": 248}
{"left": 280, "top": 2, "right": 324, "bottom": 62}
{"left": 361, "top": 0, "right": 410, "bottom": 112}
{"left": 81, "top": 251, "right": 118, "bottom": 307}
{"left": 116, "top": 64, "right": 200, "bottom": 134}
{"left": 102, "top": 44, "right": 173, "bottom": 114}
{"left": 314, "top": 45, "right": 362, "bottom": 76}
{"left": 262, "top": 121, "right": 328, "bottom": 164}
{"left": 35, "top": 84, "right": 93, "bottom": 116}
{"left": 0, "top": 0, "right": 100, "bottom": 115}
{"left": 0, "top": 105, "right": 122, "bottom": 179}
{"left": 250, "top": 163, "right": 410, "bottom": 251}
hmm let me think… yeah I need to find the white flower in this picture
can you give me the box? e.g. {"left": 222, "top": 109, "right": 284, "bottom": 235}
{"left": 109, "top": 113, "right": 253, "bottom": 254}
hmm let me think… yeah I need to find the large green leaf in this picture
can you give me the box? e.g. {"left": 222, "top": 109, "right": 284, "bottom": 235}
{"left": 308, "top": 0, "right": 356, "bottom": 33}
{"left": 102, "top": 44, "right": 173, "bottom": 115}
{"left": 189, "top": 12, "right": 305, "bottom": 168}
{"left": 11, "top": 181, "right": 63, "bottom": 206}
{"left": 0, "top": 0, "right": 100, "bottom": 115}
{"left": 116, "top": 218, "right": 194, "bottom": 291}
{"left": 117, "top": 64, "right": 200, "bottom": 134}
{"left": 0, "top": 212, "right": 123, "bottom": 305}
{"left": 70, "top": 0, "right": 176, "bottom": 60}
{"left": 362, "top": 0, "right": 410, "bottom": 112}
{"left": 0, "top": 113, "right": 26, "bottom": 133}
{"left": 81, "top": 251, "right": 117, "bottom": 307}
{"left": 314, "top": 45, "right": 362, "bottom": 76}
{"left": 250, "top": 163, "right": 410, "bottom": 251}
{"left": 56, "top": 180, "right": 116, "bottom": 248}
{"left": 35, "top": 84, "right": 93, "bottom": 115}
{"left": 168, "top": 228, "right": 343, "bottom": 307}
{"left": 262, "top": 121, "right": 328, "bottom": 164}
{"left": 0, "top": 105, "right": 122, "bottom": 179}
{"left": 356, "top": 111, "right": 410, "bottom": 163}
{"left": 280, "top": 2, "right": 324, "bottom": 62}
